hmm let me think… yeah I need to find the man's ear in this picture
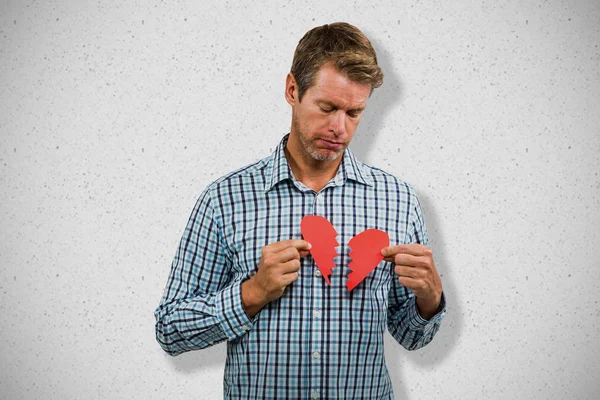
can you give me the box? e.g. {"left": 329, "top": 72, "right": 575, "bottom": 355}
{"left": 285, "top": 72, "right": 298, "bottom": 106}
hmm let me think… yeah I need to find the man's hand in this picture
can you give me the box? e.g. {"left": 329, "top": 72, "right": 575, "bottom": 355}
{"left": 382, "top": 244, "right": 443, "bottom": 320}
{"left": 242, "top": 240, "right": 311, "bottom": 318}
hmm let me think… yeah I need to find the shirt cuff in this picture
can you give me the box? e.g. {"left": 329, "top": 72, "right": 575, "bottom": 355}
{"left": 215, "top": 279, "right": 257, "bottom": 341}
{"left": 407, "top": 291, "right": 447, "bottom": 330}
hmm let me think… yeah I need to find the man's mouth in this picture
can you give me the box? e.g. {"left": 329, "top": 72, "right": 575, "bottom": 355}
{"left": 318, "top": 138, "right": 345, "bottom": 149}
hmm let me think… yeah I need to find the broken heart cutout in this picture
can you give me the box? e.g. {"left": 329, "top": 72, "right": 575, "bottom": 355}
{"left": 300, "top": 215, "right": 390, "bottom": 291}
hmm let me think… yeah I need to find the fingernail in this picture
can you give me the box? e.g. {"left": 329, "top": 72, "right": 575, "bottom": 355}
{"left": 307, "top": 242, "right": 312, "bottom": 249}
{"left": 381, "top": 249, "right": 387, "bottom": 256}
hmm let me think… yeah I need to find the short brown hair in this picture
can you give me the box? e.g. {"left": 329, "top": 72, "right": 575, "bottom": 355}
{"left": 290, "top": 22, "right": 384, "bottom": 101}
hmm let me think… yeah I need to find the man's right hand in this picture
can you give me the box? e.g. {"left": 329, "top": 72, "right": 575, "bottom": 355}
{"left": 241, "top": 240, "right": 311, "bottom": 318}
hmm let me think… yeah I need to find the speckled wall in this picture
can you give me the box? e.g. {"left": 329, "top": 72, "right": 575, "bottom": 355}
{"left": 1, "top": 0, "right": 599, "bottom": 399}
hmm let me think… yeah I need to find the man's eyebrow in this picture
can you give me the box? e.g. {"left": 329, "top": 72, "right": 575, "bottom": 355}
{"left": 316, "top": 100, "right": 365, "bottom": 112}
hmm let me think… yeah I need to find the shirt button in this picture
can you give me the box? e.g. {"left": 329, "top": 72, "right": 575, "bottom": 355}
{"left": 313, "top": 310, "right": 321, "bottom": 318}
{"left": 209, "top": 340, "right": 214, "bottom": 345}
{"left": 243, "top": 325, "right": 250, "bottom": 331}
{"left": 312, "top": 391, "right": 319, "bottom": 399}
{"left": 315, "top": 269, "right": 322, "bottom": 277}
{"left": 312, "top": 351, "right": 320, "bottom": 359}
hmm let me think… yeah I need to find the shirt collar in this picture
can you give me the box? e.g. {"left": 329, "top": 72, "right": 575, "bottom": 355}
{"left": 264, "top": 134, "right": 374, "bottom": 193}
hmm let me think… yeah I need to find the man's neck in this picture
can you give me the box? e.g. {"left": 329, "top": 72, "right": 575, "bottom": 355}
{"left": 284, "top": 136, "right": 342, "bottom": 193}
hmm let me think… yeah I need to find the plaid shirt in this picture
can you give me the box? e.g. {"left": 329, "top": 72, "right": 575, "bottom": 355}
{"left": 155, "top": 134, "right": 446, "bottom": 399}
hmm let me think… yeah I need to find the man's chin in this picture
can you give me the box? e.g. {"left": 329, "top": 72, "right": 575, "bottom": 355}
{"left": 310, "top": 149, "right": 344, "bottom": 162}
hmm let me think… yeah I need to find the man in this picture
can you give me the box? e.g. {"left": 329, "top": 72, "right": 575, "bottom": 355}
{"left": 155, "top": 22, "right": 446, "bottom": 399}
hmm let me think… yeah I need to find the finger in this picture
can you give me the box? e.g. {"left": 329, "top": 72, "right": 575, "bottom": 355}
{"left": 268, "top": 239, "right": 312, "bottom": 253}
{"left": 381, "top": 244, "right": 430, "bottom": 257}
{"left": 280, "top": 271, "right": 300, "bottom": 286}
{"left": 397, "top": 276, "right": 425, "bottom": 291}
{"left": 299, "top": 249, "right": 311, "bottom": 258}
{"left": 279, "top": 258, "right": 302, "bottom": 274}
{"left": 272, "top": 246, "right": 302, "bottom": 263}
{"left": 393, "top": 253, "right": 432, "bottom": 269}
{"left": 394, "top": 265, "right": 426, "bottom": 280}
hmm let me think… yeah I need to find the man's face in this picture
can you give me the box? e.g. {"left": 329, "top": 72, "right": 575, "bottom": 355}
{"left": 289, "top": 64, "right": 371, "bottom": 162}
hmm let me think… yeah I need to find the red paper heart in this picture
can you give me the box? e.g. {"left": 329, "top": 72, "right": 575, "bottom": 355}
{"left": 300, "top": 215, "right": 339, "bottom": 285}
{"left": 301, "top": 216, "right": 390, "bottom": 291}
{"left": 346, "top": 228, "right": 390, "bottom": 291}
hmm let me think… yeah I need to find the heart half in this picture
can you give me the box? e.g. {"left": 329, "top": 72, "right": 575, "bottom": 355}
{"left": 300, "top": 215, "right": 339, "bottom": 285}
{"left": 346, "top": 229, "right": 390, "bottom": 291}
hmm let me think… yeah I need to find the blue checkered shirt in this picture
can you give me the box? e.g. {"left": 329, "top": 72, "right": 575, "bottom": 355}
{"left": 155, "top": 134, "right": 446, "bottom": 399}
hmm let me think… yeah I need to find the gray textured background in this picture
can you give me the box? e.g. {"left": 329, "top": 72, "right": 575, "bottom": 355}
{"left": 1, "top": 0, "right": 599, "bottom": 399}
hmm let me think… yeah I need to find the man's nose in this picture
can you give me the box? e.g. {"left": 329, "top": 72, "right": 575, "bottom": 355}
{"left": 329, "top": 110, "right": 347, "bottom": 136}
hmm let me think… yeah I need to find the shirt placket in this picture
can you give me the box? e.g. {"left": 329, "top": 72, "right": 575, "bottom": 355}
{"left": 309, "top": 189, "right": 326, "bottom": 400}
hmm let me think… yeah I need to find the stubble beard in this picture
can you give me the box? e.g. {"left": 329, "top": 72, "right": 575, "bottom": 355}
{"left": 293, "top": 114, "right": 345, "bottom": 162}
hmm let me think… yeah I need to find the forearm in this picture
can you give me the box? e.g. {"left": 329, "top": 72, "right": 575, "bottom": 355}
{"left": 386, "top": 188, "right": 447, "bottom": 350}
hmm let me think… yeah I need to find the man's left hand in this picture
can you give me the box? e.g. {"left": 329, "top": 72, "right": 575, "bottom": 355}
{"left": 382, "top": 244, "right": 443, "bottom": 320}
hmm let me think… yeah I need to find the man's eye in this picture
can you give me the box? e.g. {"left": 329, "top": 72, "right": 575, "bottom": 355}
{"left": 319, "top": 107, "right": 333, "bottom": 113}
{"left": 348, "top": 112, "right": 359, "bottom": 118}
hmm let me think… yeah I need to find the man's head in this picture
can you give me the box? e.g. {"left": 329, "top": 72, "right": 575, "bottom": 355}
{"left": 290, "top": 22, "right": 383, "bottom": 103}
{"left": 285, "top": 23, "right": 383, "bottom": 163}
